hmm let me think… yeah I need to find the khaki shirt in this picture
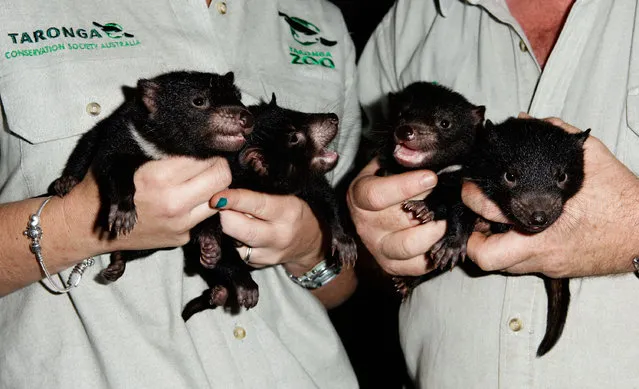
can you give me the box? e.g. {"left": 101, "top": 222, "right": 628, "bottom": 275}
{"left": 359, "top": 0, "right": 639, "bottom": 387}
{"left": 0, "top": 1, "right": 360, "bottom": 388}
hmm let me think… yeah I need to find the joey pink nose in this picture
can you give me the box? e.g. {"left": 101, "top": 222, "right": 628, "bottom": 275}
{"left": 327, "top": 113, "right": 339, "bottom": 125}
{"left": 395, "top": 125, "right": 415, "bottom": 141}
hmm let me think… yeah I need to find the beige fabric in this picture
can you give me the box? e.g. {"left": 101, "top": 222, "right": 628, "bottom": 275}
{"left": 358, "top": 0, "right": 639, "bottom": 387}
{"left": 0, "top": 1, "right": 360, "bottom": 388}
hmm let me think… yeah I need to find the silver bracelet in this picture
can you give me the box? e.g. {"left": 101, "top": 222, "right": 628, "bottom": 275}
{"left": 633, "top": 257, "right": 639, "bottom": 275}
{"left": 286, "top": 259, "right": 341, "bottom": 290}
{"left": 23, "top": 196, "right": 95, "bottom": 294}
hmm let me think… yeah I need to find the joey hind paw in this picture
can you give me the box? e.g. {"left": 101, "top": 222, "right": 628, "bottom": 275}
{"left": 403, "top": 200, "right": 434, "bottom": 223}
{"left": 199, "top": 239, "right": 222, "bottom": 269}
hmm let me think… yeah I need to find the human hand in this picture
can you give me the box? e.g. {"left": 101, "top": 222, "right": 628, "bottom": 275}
{"left": 64, "top": 156, "right": 232, "bottom": 253}
{"left": 209, "top": 189, "right": 325, "bottom": 276}
{"left": 462, "top": 117, "right": 639, "bottom": 278}
{"left": 346, "top": 158, "right": 445, "bottom": 276}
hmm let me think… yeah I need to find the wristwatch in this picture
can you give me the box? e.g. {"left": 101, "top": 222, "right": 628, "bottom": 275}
{"left": 286, "top": 259, "right": 341, "bottom": 289}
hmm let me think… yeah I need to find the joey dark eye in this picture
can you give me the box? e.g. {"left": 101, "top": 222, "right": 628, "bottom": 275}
{"left": 439, "top": 120, "right": 450, "bottom": 129}
{"left": 504, "top": 171, "right": 517, "bottom": 184}
{"left": 191, "top": 96, "right": 209, "bottom": 108}
{"left": 288, "top": 132, "right": 305, "bottom": 146}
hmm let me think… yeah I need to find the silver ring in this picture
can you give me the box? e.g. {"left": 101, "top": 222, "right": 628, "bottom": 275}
{"left": 242, "top": 246, "right": 252, "bottom": 264}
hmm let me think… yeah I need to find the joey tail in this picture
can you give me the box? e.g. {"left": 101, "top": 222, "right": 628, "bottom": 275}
{"left": 537, "top": 277, "right": 570, "bottom": 357}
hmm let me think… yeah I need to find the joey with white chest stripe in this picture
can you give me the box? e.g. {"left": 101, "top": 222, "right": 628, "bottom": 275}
{"left": 374, "top": 82, "right": 485, "bottom": 294}
{"left": 50, "top": 70, "right": 253, "bottom": 281}
{"left": 181, "top": 94, "right": 357, "bottom": 319}
{"left": 466, "top": 117, "right": 590, "bottom": 357}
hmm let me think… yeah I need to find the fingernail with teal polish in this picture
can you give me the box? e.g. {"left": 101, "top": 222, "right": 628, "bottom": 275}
{"left": 215, "top": 198, "right": 227, "bottom": 208}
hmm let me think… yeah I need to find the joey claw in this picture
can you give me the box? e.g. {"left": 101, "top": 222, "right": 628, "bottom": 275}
{"left": 234, "top": 279, "right": 259, "bottom": 309}
{"left": 403, "top": 200, "right": 434, "bottom": 223}
{"left": 332, "top": 234, "right": 358, "bottom": 268}
{"left": 430, "top": 236, "right": 468, "bottom": 270}
{"left": 108, "top": 204, "right": 137, "bottom": 236}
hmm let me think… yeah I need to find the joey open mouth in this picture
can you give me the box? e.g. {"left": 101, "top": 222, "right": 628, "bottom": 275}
{"left": 312, "top": 148, "right": 339, "bottom": 172}
{"left": 393, "top": 144, "right": 435, "bottom": 168}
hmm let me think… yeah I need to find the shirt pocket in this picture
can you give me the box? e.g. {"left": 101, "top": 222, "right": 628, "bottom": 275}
{"left": 623, "top": 88, "right": 639, "bottom": 174}
{"left": 1, "top": 57, "right": 167, "bottom": 144}
{"left": 0, "top": 57, "right": 167, "bottom": 195}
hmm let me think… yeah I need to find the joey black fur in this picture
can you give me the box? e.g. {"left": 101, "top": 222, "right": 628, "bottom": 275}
{"left": 466, "top": 117, "right": 590, "bottom": 357}
{"left": 181, "top": 94, "right": 358, "bottom": 319}
{"left": 50, "top": 70, "right": 253, "bottom": 281}
{"left": 375, "top": 82, "right": 485, "bottom": 290}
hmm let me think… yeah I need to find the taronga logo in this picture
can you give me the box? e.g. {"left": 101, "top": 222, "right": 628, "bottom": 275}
{"left": 92, "top": 22, "right": 134, "bottom": 39}
{"left": 278, "top": 11, "right": 337, "bottom": 69}
{"left": 4, "top": 21, "right": 141, "bottom": 60}
{"left": 278, "top": 11, "right": 337, "bottom": 47}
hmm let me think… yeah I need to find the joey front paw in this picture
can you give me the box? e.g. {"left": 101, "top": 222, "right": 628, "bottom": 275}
{"left": 403, "top": 200, "right": 434, "bottom": 223}
{"left": 108, "top": 204, "right": 138, "bottom": 236}
{"left": 52, "top": 176, "right": 79, "bottom": 197}
{"left": 332, "top": 234, "right": 358, "bottom": 268}
{"left": 430, "top": 236, "right": 467, "bottom": 270}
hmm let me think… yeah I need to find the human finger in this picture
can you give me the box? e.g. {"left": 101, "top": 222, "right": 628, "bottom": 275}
{"left": 461, "top": 181, "right": 509, "bottom": 223}
{"left": 217, "top": 209, "right": 273, "bottom": 247}
{"left": 378, "top": 220, "right": 447, "bottom": 262}
{"left": 210, "top": 189, "right": 295, "bottom": 221}
{"left": 466, "top": 230, "right": 534, "bottom": 271}
{"left": 137, "top": 156, "right": 226, "bottom": 186}
{"left": 174, "top": 159, "right": 232, "bottom": 209}
{"left": 348, "top": 159, "right": 437, "bottom": 211}
{"left": 379, "top": 254, "right": 435, "bottom": 277}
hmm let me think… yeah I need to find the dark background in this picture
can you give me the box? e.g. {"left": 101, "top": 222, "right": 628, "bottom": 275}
{"left": 325, "top": 1, "right": 413, "bottom": 389}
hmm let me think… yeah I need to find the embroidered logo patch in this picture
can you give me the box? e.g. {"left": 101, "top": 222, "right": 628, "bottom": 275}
{"left": 278, "top": 11, "right": 337, "bottom": 69}
{"left": 4, "top": 21, "right": 141, "bottom": 60}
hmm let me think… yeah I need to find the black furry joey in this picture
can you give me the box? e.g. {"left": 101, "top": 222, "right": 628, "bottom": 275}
{"left": 466, "top": 117, "right": 590, "bottom": 357}
{"left": 50, "top": 70, "right": 253, "bottom": 282}
{"left": 375, "top": 81, "right": 485, "bottom": 294}
{"left": 181, "top": 94, "right": 358, "bottom": 320}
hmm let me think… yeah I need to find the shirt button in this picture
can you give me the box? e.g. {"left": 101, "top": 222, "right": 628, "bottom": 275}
{"left": 86, "top": 102, "right": 101, "bottom": 116}
{"left": 233, "top": 326, "right": 246, "bottom": 339}
{"left": 216, "top": 2, "right": 227, "bottom": 14}
{"left": 508, "top": 318, "right": 523, "bottom": 332}
{"left": 519, "top": 39, "right": 529, "bottom": 53}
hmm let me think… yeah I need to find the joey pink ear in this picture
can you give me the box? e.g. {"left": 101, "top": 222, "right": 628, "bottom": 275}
{"left": 138, "top": 79, "right": 159, "bottom": 114}
{"left": 472, "top": 106, "right": 486, "bottom": 125}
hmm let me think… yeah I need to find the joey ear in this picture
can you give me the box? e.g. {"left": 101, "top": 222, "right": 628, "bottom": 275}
{"left": 222, "top": 71, "right": 235, "bottom": 84}
{"left": 574, "top": 128, "right": 591, "bottom": 146}
{"left": 138, "top": 79, "right": 160, "bottom": 114}
{"left": 472, "top": 105, "right": 486, "bottom": 126}
{"left": 269, "top": 93, "right": 277, "bottom": 106}
{"left": 477, "top": 119, "right": 497, "bottom": 142}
